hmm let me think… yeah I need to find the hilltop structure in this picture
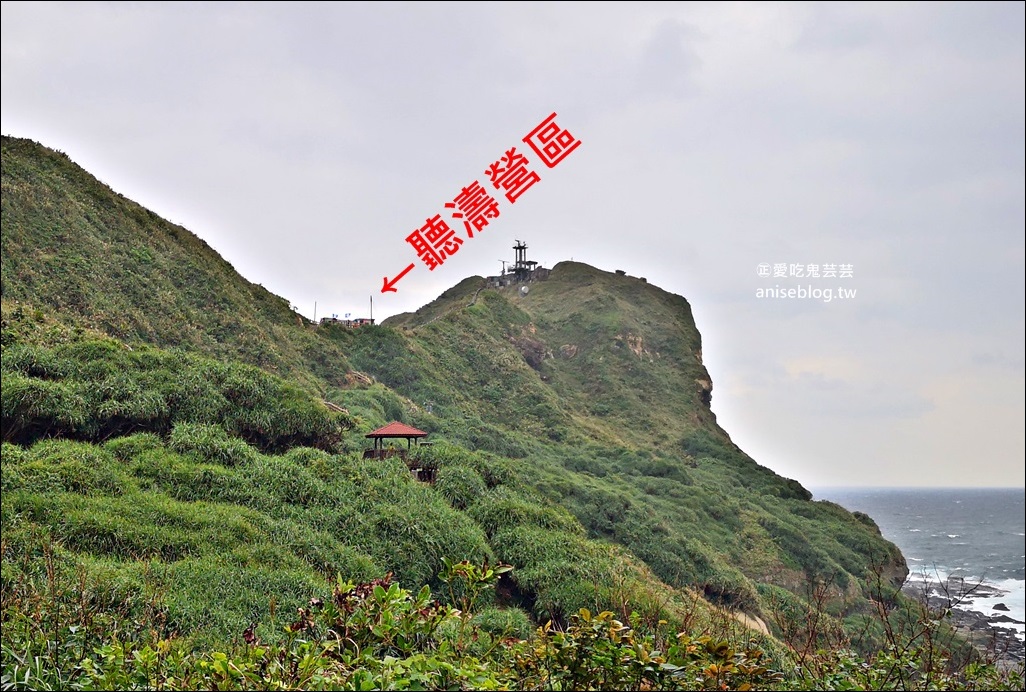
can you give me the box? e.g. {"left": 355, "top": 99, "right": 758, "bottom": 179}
{"left": 319, "top": 316, "right": 374, "bottom": 328}
{"left": 487, "top": 240, "right": 550, "bottom": 288}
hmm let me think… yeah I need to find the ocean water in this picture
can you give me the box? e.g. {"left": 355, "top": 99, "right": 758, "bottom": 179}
{"left": 814, "top": 487, "right": 1025, "bottom": 641}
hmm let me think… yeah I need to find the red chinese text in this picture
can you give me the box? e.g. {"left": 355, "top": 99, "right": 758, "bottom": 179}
{"left": 522, "top": 112, "right": 581, "bottom": 168}
{"left": 406, "top": 215, "right": 463, "bottom": 270}
{"left": 445, "top": 181, "right": 501, "bottom": 238}
{"left": 485, "top": 147, "right": 540, "bottom": 203}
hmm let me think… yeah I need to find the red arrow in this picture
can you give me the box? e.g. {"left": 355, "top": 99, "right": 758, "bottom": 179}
{"left": 382, "top": 263, "right": 416, "bottom": 293}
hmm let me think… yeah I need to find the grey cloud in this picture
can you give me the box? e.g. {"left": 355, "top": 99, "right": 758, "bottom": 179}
{"left": 633, "top": 19, "right": 703, "bottom": 98}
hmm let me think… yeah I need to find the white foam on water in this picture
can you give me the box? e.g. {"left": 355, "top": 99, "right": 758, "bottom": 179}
{"left": 959, "top": 578, "right": 1026, "bottom": 642}
{"left": 914, "top": 571, "right": 1026, "bottom": 642}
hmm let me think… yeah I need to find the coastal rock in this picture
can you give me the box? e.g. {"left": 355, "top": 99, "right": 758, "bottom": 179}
{"left": 902, "top": 578, "right": 1025, "bottom": 668}
{"left": 987, "top": 614, "right": 1023, "bottom": 625}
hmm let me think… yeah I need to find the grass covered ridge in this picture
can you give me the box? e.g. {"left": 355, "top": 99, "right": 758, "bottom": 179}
{"left": 0, "top": 136, "right": 352, "bottom": 389}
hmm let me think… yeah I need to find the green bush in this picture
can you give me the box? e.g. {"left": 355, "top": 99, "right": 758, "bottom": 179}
{"left": 8, "top": 439, "right": 124, "bottom": 496}
{"left": 0, "top": 371, "right": 88, "bottom": 442}
{"left": 103, "top": 432, "right": 165, "bottom": 461}
{"left": 471, "top": 606, "right": 534, "bottom": 640}
{"left": 169, "top": 423, "right": 257, "bottom": 466}
{"left": 491, "top": 525, "right": 616, "bottom": 621}
{"left": 434, "top": 464, "right": 487, "bottom": 510}
{"left": 1, "top": 339, "right": 351, "bottom": 451}
{"left": 469, "top": 487, "right": 584, "bottom": 539}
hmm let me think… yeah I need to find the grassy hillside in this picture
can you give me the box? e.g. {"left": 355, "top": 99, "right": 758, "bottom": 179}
{"left": 0, "top": 315, "right": 755, "bottom": 661}
{"left": 335, "top": 264, "right": 907, "bottom": 614}
{"left": 3, "top": 136, "right": 1014, "bottom": 690}
{"left": 0, "top": 136, "right": 349, "bottom": 389}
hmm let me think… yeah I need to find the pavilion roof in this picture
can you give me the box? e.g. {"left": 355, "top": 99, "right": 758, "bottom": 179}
{"left": 365, "top": 422, "right": 428, "bottom": 438}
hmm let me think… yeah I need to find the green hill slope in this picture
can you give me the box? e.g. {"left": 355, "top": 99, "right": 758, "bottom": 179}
{"left": 335, "top": 264, "right": 908, "bottom": 612}
{"left": 1, "top": 136, "right": 926, "bottom": 678}
{"left": 0, "top": 136, "right": 348, "bottom": 389}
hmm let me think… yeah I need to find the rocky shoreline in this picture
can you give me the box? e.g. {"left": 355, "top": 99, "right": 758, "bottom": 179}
{"left": 902, "top": 577, "right": 1024, "bottom": 669}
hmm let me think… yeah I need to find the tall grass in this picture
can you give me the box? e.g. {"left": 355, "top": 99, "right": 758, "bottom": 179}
{"left": 1, "top": 340, "right": 351, "bottom": 451}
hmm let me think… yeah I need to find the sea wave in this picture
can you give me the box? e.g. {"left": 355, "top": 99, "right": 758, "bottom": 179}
{"left": 909, "top": 568, "right": 1025, "bottom": 641}
{"left": 959, "top": 578, "right": 1026, "bottom": 642}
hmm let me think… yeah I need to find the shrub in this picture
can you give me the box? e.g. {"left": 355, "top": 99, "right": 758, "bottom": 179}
{"left": 434, "top": 464, "right": 487, "bottom": 510}
{"left": 471, "top": 606, "right": 533, "bottom": 640}
{"left": 103, "top": 432, "right": 165, "bottom": 461}
{"left": 0, "top": 371, "right": 89, "bottom": 442}
{"left": 169, "top": 423, "right": 257, "bottom": 466}
{"left": 12, "top": 440, "right": 125, "bottom": 497}
{"left": 0, "top": 339, "right": 352, "bottom": 452}
{"left": 468, "top": 487, "right": 584, "bottom": 539}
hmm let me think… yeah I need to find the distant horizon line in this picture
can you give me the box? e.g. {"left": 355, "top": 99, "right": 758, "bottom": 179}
{"left": 811, "top": 486, "right": 1024, "bottom": 492}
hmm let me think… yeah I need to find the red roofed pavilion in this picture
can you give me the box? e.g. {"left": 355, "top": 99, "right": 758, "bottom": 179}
{"left": 364, "top": 422, "right": 428, "bottom": 459}
{"left": 364, "top": 422, "right": 436, "bottom": 482}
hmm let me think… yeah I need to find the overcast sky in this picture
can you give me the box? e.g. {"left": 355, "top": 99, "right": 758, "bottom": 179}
{"left": 3, "top": 1, "right": 1023, "bottom": 488}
